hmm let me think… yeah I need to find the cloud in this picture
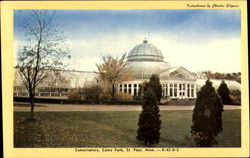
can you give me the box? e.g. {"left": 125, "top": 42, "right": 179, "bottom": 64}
{"left": 67, "top": 56, "right": 102, "bottom": 71}
{"left": 14, "top": 10, "right": 241, "bottom": 73}
{"left": 56, "top": 9, "right": 239, "bottom": 42}
{"left": 65, "top": 32, "right": 240, "bottom": 73}
{"left": 154, "top": 36, "right": 241, "bottom": 73}
{"left": 67, "top": 32, "right": 147, "bottom": 58}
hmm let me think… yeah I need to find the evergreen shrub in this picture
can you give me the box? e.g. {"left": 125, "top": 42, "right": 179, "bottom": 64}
{"left": 191, "top": 79, "right": 224, "bottom": 147}
{"left": 137, "top": 75, "right": 162, "bottom": 146}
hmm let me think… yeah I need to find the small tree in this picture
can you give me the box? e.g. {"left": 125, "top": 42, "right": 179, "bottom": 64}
{"left": 67, "top": 88, "right": 83, "bottom": 103}
{"left": 191, "top": 79, "right": 224, "bottom": 147}
{"left": 136, "top": 76, "right": 161, "bottom": 146}
{"left": 217, "top": 80, "right": 232, "bottom": 105}
{"left": 84, "top": 84, "right": 102, "bottom": 103}
{"left": 16, "top": 10, "right": 70, "bottom": 119}
{"left": 230, "top": 90, "right": 241, "bottom": 105}
{"left": 147, "top": 74, "right": 162, "bottom": 103}
{"left": 96, "top": 53, "right": 132, "bottom": 102}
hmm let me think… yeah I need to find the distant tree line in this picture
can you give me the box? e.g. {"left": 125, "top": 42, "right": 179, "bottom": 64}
{"left": 202, "top": 71, "right": 241, "bottom": 83}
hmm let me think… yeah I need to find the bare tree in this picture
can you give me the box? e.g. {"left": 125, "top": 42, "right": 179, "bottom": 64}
{"left": 16, "top": 10, "right": 70, "bottom": 119}
{"left": 96, "top": 53, "right": 132, "bottom": 102}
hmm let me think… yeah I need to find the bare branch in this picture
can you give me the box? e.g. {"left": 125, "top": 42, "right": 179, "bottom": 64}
{"left": 16, "top": 10, "right": 71, "bottom": 117}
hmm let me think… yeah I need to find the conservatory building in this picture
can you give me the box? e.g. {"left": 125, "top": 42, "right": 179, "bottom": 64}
{"left": 117, "top": 39, "right": 197, "bottom": 99}
{"left": 14, "top": 39, "right": 241, "bottom": 100}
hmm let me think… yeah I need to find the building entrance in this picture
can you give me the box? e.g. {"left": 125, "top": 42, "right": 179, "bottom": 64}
{"left": 179, "top": 84, "right": 186, "bottom": 99}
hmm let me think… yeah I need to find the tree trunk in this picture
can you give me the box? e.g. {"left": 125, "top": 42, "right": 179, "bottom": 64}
{"left": 112, "top": 84, "right": 115, "bottom": 103}
{"left": 29, "top": 91, "right": 35, "bottom": 120}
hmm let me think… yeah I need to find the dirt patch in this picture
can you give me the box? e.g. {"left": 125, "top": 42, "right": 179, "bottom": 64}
{"left": 14, "top": 103, "right": 240, "bottom": 112}
{"left": 14, "top": 102, "right": 47, "bottom": 107}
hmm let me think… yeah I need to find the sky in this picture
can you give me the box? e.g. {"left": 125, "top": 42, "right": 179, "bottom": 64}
{"left": 14, "top": 9, "right": 241, "bottom": 73}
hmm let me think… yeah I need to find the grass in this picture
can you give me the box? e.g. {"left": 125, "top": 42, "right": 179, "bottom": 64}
{"left": 14, "top": 110, "right": 241, "bottom": 147}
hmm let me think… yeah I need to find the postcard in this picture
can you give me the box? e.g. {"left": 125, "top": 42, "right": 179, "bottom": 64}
{"left": 1, "top": 0, "right": 249, "bottom": 157}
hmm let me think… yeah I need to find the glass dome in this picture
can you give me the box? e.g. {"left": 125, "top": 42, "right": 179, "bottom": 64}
{"left": 127, "top": 40, "right": 164, "bottom": 62}
{"left": 127, "top": 61, "right": 170, "bottom": 79}
{"left": 126, "top": 40, "right": 170, "bottom": 79}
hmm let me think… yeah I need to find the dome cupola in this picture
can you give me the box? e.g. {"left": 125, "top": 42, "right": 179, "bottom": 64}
{"left": 127, "top": 39, "right": 164, "bottom": 62}
{"left": 126, "top": 39, "right": 170, "bottom": 79}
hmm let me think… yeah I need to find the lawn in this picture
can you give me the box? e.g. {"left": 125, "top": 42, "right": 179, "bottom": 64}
{"left": 14, "top": 110, "right": 241, "bottom": 147}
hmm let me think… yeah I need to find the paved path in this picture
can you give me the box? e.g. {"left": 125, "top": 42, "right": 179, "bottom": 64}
{"left": 14, "top": 103, "right": 241, "bottom": 112}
